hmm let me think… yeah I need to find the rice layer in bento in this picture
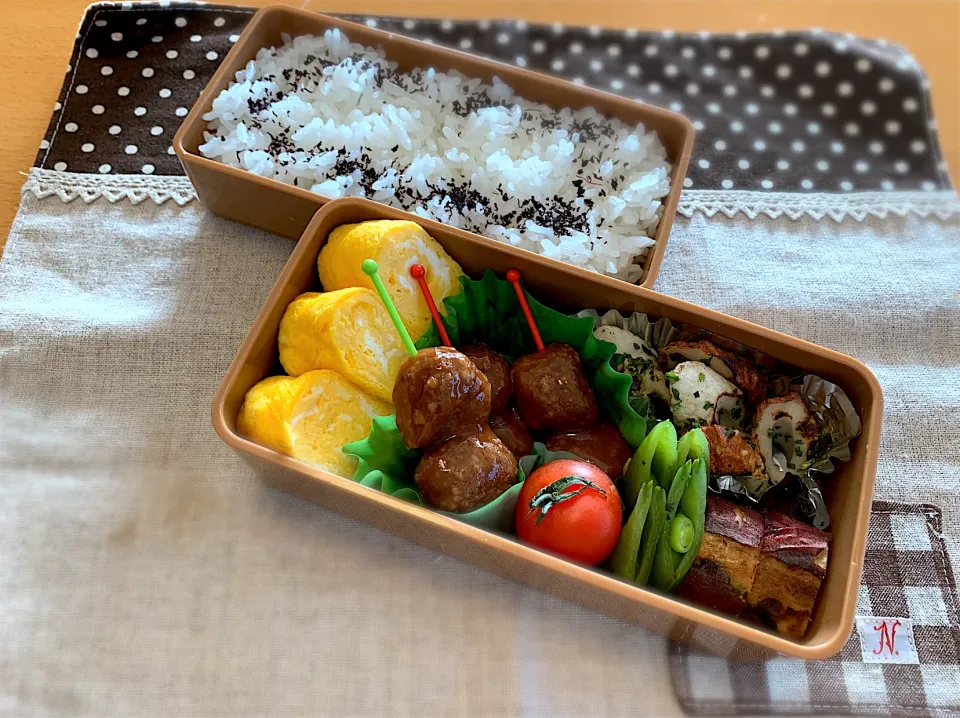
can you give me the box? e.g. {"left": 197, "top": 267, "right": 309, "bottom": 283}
{"left": 199, "top": 29, "right": 673, "bottom": 281}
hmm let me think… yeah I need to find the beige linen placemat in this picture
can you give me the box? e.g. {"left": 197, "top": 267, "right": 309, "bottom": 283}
{"left": 3, "top": 2, "right": 960, "bottom": 715}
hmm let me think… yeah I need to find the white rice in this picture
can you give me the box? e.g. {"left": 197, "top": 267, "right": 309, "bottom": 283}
{"left": 199, "top": 29, "right": 673, "bottom": 281}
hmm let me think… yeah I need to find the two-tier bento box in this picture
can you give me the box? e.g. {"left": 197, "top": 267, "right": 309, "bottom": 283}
{"left": 174, "top": 6, "right": 882, "bottom": 660}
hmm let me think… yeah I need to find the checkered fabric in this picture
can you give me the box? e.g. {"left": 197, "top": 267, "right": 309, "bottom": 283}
{"left": 671, "top": 501, "right": 960, "bottom": 715}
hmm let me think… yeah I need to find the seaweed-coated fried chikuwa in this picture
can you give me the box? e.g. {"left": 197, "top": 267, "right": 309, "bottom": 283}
{"left": 511, "top": 343, "right": 599, "bottom": 432}
{"left": 392, "top": 347, "right": 492, "bottom": 449}
{"left": 415, "top": 425, "right": 518, "bottom": 512}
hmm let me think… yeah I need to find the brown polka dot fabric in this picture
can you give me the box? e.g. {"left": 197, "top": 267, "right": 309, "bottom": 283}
{"left": 36, "top": 2, "right": 951, "bottom": 193}
{"left": 38, "top": 4, "right": 250, "bottom": 175}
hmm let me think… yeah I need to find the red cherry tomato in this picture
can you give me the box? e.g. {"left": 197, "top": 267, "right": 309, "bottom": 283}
{"left": 515, "top": 459, "right": 622, "bottom": 566}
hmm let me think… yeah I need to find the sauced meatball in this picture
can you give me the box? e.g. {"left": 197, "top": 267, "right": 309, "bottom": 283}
{"left": 545, "top": 421, "right": 633, "bottom": 477}
{"left": 490, "top": 407, "right": 534, "bottom": 459}
{"left": 461, "top": 344, "right": 512, "bottom": 416}
{"left": 392, "top": 347, "right": 491, "bottom": 449}
{"left": 415, "top": 425, "right": 518, "bottom": 513}
{"left": 511, "top": 343, "right": 598, "bottom": 432}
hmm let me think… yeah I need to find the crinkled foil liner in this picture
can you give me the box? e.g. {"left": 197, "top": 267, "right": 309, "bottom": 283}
{"left": 768, "top": 374, "right": 862, "bottom": 477}
{"left": 710, "top": 473, "right": 831, "bottom": 530}
{"left": 794, "top": 473, "right": 832, "bottom": 529}
{"left": 576, "top": 308, "right": 677, "bottom": 351}
{"left": 801, "top": 374, "right": 863, "bottom": 475}
{"left": 710, "top": 475, "right": 761, "bottom": 502}
{"left": 710, "top": 374, "right": 860, "bottom": 529}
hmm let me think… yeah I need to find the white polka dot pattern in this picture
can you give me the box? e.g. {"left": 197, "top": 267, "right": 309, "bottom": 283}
{"left": 360, "top": 18, "right": 946, "bottom": 192}
{"left": 39, "top": 4, "right": 253, "bottom": 174}
{"left": 35, "top": 4, "right": 949, "bottom": 192}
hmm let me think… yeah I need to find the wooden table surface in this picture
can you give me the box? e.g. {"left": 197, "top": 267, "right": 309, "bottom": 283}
{"left": 4, "top": 0, "right": 958, "bottom": 255}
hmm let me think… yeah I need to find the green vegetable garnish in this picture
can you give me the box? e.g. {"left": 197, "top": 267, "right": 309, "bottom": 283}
{"left": 611, "top": 481, "right": 653, "bottom": 580}
{"left": 670, "top": 427, "right": 710, "bottom": 481}
{"left": 669, "top": 515, "right": 695, "bottom": 553}
{"left": 650, "top": 457, "right": 709, "bottom": 592}
{"left": 668, "top": 458, "right": 709, "bottom": 591}
{"left": 635, "top": 486, "right": 666, "bottom": 585}
{"left": 665, "top": 461, "right": 691, "bottom": 519}
{"left": 651, "top": 518, "right": 680, "bottom": 590}
{"left": 622, "top": 420, "right": 679, "bottom": 508}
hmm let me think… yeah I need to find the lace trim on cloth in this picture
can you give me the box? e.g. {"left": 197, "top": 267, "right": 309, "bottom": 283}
{"left": 23, "top": 168, "right": 960, "bottom": 221}
{"left": 679, "top": 189, "right": 960, "bottom": 221}
{"left": 23, "top": 168, "right": 196, "bottom": 207}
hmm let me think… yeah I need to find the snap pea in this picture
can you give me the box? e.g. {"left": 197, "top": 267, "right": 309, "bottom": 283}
{"left": 664, "top": 461, "right": 692, "bottom": 521}
{"left": 622, "top": 420, "right": 679, "bottom": 509}
{"left": 610, "top": 480, "right": 653, "bottom": 580}
{"left": 651, "top": 457, "right": 708, "bottom": 591}
{"left": 669, "top": 515, "right": 695, "bottom": 553}
{"left": 679, "top": 458, "right": 708, "bottom": 528}
{"left": 671, "top": 427, "right": 710, "bottom": 479}
{"left": 651, "top": 517, "right": 680, "bottom": 590}
{"left": 651, "top": 421, "right": 678, "bottom": 490}
{"left": 669, "top": 457, "right": 709, "bottom": 591}
{"left": 634, "top": 485, "right": 666, "bottom": 585}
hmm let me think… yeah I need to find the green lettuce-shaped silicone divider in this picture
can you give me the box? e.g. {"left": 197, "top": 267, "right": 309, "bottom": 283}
{"left": 342, "top": 415, "right": 423, "bottom": 506}
{"left": 343, "top": 270, "right": 651, "bottom": 528}
{"left": 414, "top": 271, "right": 530, "bottom": 357}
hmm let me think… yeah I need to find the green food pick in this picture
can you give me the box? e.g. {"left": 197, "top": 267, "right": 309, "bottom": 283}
{"left": 362, "top": 259, "right": 417, "bottom": 358}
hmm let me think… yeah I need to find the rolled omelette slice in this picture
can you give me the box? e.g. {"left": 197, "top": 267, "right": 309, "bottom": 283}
{"left": 237, "top": 369, "right": 392, "bottom": 478}
{"left": 278, "top": 287, "right": 407, "bottom": 402}
{"left": 317, "top": 220, "right": 464, "bottom": 341}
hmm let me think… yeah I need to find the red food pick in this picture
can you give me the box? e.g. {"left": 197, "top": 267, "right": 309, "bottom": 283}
{"left": 410, "top": 264, "right": 452, "bottom": 347}
{"left": 506, "top": 269, "right": 544, "bottom": 352}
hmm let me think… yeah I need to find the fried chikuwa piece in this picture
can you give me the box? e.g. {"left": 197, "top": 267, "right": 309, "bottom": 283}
{"left": 700, "top": 425, "right": 767, "bottom": 479}
{"left": 660, "top": 340, "right": 768, "bottom": 407}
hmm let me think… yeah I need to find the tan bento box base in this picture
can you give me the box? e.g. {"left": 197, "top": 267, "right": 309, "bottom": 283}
{"left": 212, "top": 198, "right": 882, "bottom": 661}
{"left": 173, "top": 6, "right": 694, "bottom": 289}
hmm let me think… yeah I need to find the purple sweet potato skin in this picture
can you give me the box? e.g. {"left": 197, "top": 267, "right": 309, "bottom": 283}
{"left": 760, "top": 510, "right": 831, "bottom": 574}
{"left": 703, "top": 496, "right": 764, "bottom": 547}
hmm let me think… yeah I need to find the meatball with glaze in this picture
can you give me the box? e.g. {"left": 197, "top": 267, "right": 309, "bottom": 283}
{"left": 490, "top": 407, "right": 534, "bottom": 459}
{"left": 392, "top": 347, "right": 492, "bottom": 449}
{"left": 546, "top": 421, "right": 633, "bottom": 477}
{"left": 414, "top": 424, "right": 518, "bottom": 512}
{"left": 511, "top": 343, "right": 599, "bottom": 432}
{"left": 461, "top": 344, "right": 512, "bottom": 416}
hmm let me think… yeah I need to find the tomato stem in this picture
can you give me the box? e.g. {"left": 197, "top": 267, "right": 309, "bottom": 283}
{"left": 527, "top": 475, "right": 607, "bottom": 525}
